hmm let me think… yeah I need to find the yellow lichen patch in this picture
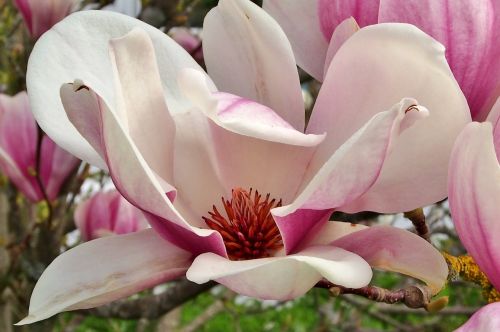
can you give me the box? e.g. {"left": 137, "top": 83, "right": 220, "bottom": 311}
{"left": 443, "top": 252, "right": 499, "bottom": 303}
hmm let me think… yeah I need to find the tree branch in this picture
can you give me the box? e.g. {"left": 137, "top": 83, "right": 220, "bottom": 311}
{"left": 82, "top": 279, "right": 215, "bottom": 319}
{"left": 316, "top": 281, "right": 447, "bottom": 312}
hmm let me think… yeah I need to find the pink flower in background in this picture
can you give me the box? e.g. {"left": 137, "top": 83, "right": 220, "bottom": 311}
{"left": 448, "top": 98, "right": 500, "bottom": 330}
{"left": 75, "top": 189, "right": 148, "bottom": 241}
{"left": 264, "top": 0, "right": 500, "bottom": 120}
{"left": 0, "top": 92, "right": 79, "bottom": 202}
{"left": 449, "top": 98, "right": 500, "bottom": 291}
{"left": 14, "top": 0, "right": 77, "bottom": 39}
{"left": 169, "top": 27, "right": 203, "bottom": 62}
{"left": 455, "top": 302, "right": 500, "bottom": 331}
{"left": 17, "top": 0, "right": 472, "bottom": 323}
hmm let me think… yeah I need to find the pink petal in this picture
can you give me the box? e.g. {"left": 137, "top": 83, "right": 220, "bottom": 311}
{"left": 301, "top": 221, "right": 368, "bottom": 248}
{"left": 17, "top": 229, "right": 192, "bottom": 325}
{"left": 455, "top": 303, "right": 500, "bottom": 332}
{"left": 39, "top": 136, "right": 80, "bottom": 200}
{"left": 448, "top": 122, "right": 500, "bottom": 290}
{"left": 60, "top": 78, "right": 225, "bottom": 256}
{"left": 27, "top": 0, "right": 75, "bottom": 38}
{"left": 203, "top": 0, "right": 305, "bottom": 130}
{"left": 0, "top": 92, "right": 42, "bottom": 202}
{"left": 263, "top": 0, "right": 328, "bottom": 81}
{"left": 323, "top": 17, "right": 359, "bottom": 79}
{"left": 273, "top": 98, "right": 428, "bottom": 253}
{"left": 27, "top": 10, "right": 204, "bottom": 168}
{"left": 331, "top": 226, "right": 448, "bottom": 294}
{"left": 187, "top": 245, "right": 372, "bottom": 300}
{"left": 318, "top": 0, "right": 380, "bottom": 40}
{"left": 177, "top": 69, "right": 323, "bottom": 203}
{"left": 169, "top": 109, "right": 230, "bottom": 228}
{"left": 308, "top": 23, "right": 470, "bottom": 213}
{"left": 486, "top": 97, "right": 500, "bottom": 159}
{"left": 14, "top": 0, "right": 33, "bottom": 33}
{"left": 378, "top": 0, "right": 500, "bottom": 121}
{"left": 108, "top": 28, "right": 176, "bottom": 186}
{"left": 75, "top": 190, "right": 148, "bottom": 241}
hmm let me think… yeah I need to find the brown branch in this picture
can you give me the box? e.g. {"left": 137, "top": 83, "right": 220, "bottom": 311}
{"left": 404, "top": 208, "right": 430, "bottom": 242}
{"left": 181, "top": 299, "right": 225, "bottom": 332}
{"left": 82, "top": 279, "right": 216, "bottom": 319}
{"left": 316, "top": 281, "right": 447, "bottom": 312}
{"left": 375, "top": 304, "right": 478, "bottom": 316}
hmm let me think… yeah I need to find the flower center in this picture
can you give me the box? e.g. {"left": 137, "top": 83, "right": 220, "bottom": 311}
{"left": 203, "top": 188, "right": 283, "bottom": 260}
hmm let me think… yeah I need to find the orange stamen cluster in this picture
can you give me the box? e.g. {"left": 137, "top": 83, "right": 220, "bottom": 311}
{"left": 203, "top": 188, "right": 283, "bottom": 260}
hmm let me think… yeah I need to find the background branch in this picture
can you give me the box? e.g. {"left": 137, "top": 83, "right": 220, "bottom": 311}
{"left": 83, "top": 279, "right": 216, "bottom": 320}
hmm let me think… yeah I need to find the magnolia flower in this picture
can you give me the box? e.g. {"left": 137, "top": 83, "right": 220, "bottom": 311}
{"left": 264, "top": 0, "right": 500, "bottom": 121}
{"left": 75, "top": 189, "right": 148, "bottom": 241}
{"left": 14, "top": 0, "right": 77, "bottom": 39}
{"left": 0, "top": 92, "right": 79, "bottom": 202}
{"left": 455, "top": 302, "right": 500, "bottom": 332}
{"left": 449, "top": 98, "right": 500, "bottom": 291}
{"left": 18, "top": 0, "right": 470, "bottom": 323}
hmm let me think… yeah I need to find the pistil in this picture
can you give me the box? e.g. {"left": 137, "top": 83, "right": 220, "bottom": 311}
{"left": 203, "top": 188, "right": 283, "bottom": 260}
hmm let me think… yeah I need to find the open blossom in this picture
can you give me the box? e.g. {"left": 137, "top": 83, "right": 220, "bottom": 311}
{"left": 264, "top": 0, "right": 500, "bottom": 121}
{"left": 0, "top": 92, "right": 79, "bottom": 202}
{"left": 75, "top": 189, "right": 148, "bottom": 241}
{"left": 17, "top": 0, "right": 472, "bottom": 323}
{"left": 14, "top": 0, "right": 78, "bottom": 39}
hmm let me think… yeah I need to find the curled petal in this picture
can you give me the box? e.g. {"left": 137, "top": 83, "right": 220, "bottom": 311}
{"left": 203, "top": 0, "right": 304, "bottom": 130}
{"left": 108, "top": 28, "right": 176, "bottom": 185}
{"left": 187, "top": 245, "right": 372, "bottom": 300}
{"left": 378, "top": 0, "right": 500, "bottom": 121}
{"left": 178, "top": 69, "right": 322, "bottom": 203}
{"left": 309, "top": 23, "right": 470, "bottom": 213}
{"left": 448, "top": 122, "right": 500, "bottom": 290}
{"left": 263, "top": 0, "right": 328, "bottom": 81}
{"left": 17, "top": 229, "right": 192, "bottom": 325}
{"left": 455, "top": 303, "right": 500, "bottom": 332}
{"left": 61, "top": 81, "right": 225, "bottom": 255}
{"left": 274, "top": 98, "right": 428, "bottom": 253}
{"left": 27, "top": 11, "right": 203, "bottom": 168}
{"left": 331, "top": 226, "right": 448, "bottom": 294}
{"left": 178, "top": 69, "right": 324, "bottom": 147}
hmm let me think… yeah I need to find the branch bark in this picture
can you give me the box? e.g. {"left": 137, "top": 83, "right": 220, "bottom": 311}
{"left": 83, "top": 279, "right": 216, "bottom": 319}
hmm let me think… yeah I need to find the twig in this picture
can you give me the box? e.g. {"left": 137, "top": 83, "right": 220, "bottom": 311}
{"left": 181, "top": 299, "right": 225, "bottom": 332}
{"left": 342, "top": 296, "right": 413, "bottom": 332}
{"left": 376, "top": 304, "right": 478, "bottom": 316}
{"left": 404, "top": 208, "right": 430, "bottom": 242}
{"left": 316, "top": 280, "right": 450, "bottom": 314}
{"left": 83, "top": 279, "right": 215, "bottom": 319}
